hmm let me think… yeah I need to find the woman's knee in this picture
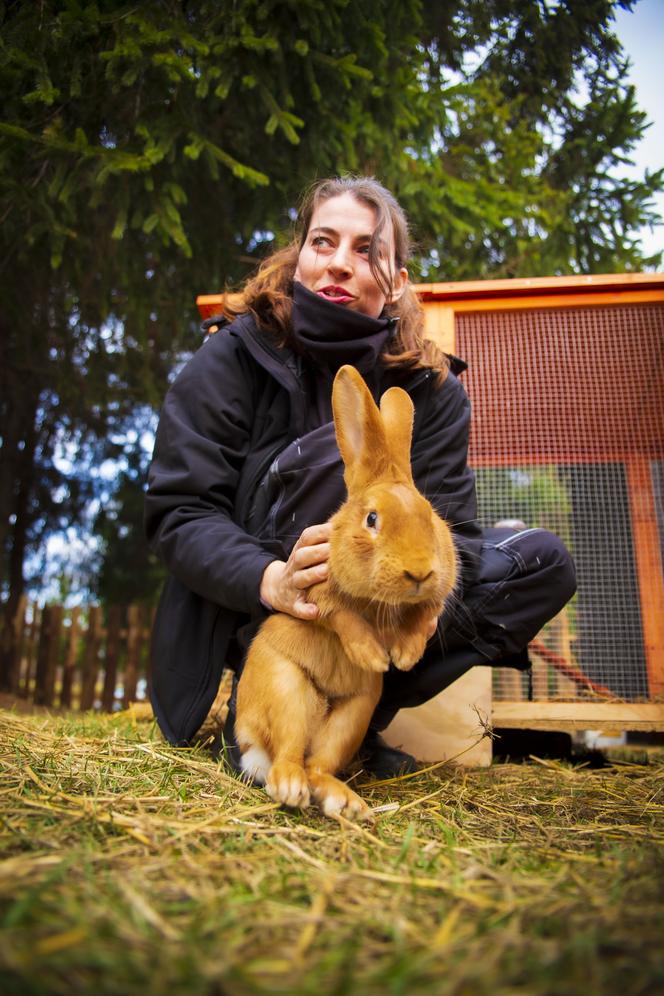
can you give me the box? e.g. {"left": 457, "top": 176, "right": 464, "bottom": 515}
{"left": 533, "top": 529, "right": 577, "bottom": 607}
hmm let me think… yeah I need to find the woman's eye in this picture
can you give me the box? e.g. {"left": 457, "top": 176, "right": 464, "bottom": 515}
{"left": 366, "top": 511, "right": 378, "bottom": 529}
{"left": 311, "top": 236, "right": 331, "bottom": 248}
{"left": 357, "top": 244, "right": 371, "bottom": 255}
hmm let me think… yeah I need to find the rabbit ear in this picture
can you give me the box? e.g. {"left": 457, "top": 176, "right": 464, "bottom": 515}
{"left": 332, "top": 365, "right": 388, "bottom": 489}
{"left": 379, "top": 386, "right": 415, "bottom": 484}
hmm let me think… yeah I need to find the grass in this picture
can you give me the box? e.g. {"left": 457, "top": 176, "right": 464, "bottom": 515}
{"left": 1, "top": 706, "right": 663, "bottom": 996}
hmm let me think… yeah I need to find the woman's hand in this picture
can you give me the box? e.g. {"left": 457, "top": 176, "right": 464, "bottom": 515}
{"left": 259, "top": 523, "right": 331, "bottom": 620}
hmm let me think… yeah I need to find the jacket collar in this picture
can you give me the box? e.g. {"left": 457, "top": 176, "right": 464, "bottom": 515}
{"left": 290, "top": 282, "right": 395, "bottom": 374}
{"left": 230, "top": 297, "right": 466, "bottom": 435}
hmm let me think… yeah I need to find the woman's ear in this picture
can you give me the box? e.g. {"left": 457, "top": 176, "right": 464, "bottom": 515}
{"left": 387, "top": 267, "right": 409, "bottom": 304}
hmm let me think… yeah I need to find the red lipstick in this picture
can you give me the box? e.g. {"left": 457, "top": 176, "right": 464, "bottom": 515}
{"left": 317, "top": 285, "right": 354, "bottom": 304}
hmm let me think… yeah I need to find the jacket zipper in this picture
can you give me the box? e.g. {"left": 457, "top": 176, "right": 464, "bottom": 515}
{"left": 266, "top": 455, "right": 286, "bottom": 540}
{"left": 236, "top": 440, "right": 289, "bottom": 530}
{"left": 234, "top": 347, "right": 432, "bottom": 527}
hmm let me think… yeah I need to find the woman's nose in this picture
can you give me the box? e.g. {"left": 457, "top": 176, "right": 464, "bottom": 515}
{"left": 328, "top": 243, "right": 353, "bottom": 276}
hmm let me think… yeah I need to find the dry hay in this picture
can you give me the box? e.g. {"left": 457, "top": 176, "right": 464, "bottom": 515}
{"left": 0, "top": 706, "right": 662, "bottom": 996}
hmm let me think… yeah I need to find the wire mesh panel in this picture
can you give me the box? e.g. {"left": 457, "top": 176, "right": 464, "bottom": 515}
{"left": 456, "top": 303, "right": 664, "bottom": 702}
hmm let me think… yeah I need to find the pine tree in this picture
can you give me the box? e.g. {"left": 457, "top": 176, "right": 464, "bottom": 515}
{"left": 1, "top": 0, "right": 661, "bottom": 679}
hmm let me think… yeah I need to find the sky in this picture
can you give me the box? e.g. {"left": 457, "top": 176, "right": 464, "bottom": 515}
{"left": 613, "top": 0, "right": 664, "bottom": 260}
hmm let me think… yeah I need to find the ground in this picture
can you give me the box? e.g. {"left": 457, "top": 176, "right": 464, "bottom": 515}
{"left": 1, "top": 705, "right": 662, "bottom": 995}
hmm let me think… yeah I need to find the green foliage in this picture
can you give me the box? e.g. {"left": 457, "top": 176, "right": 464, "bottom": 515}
{"left": 0, "top": 0, "right": 661, "bottom": 614}
{"left": 93, "top": 432, "right": 167, "bottom": 607}
{"left": 408, "top": 0, "right": 663, "bottom": 278}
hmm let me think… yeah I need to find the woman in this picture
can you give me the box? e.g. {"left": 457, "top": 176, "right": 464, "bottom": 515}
{"left": 145, "top": 176, "right": 576, "bottom": 775}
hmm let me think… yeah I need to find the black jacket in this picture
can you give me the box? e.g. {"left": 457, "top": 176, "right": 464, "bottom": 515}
{"left": 145, "top": 306, "right": 481, "bottom": 744}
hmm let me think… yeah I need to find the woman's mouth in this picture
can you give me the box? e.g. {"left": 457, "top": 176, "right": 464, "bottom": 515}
{"left": 316, "top": 286, "right": 354, "bottom": 305}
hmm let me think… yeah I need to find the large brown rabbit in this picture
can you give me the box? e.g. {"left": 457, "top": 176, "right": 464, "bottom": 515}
{"left": 235, "top": 364, "right": 457, "bottom": 820}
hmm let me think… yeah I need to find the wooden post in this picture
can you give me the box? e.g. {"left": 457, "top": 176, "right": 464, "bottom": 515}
{"left": 123, "top": 605, "right": 141, "bottom": 708}
{"left": 550, "top": 609, "right": 577, "bottom": 699}
{"left": 60, "top": 606, "right": 81, "bottom": 709}
{"left": 33, "top": 605, "right": 63, "bottom": 706}
{"left": 531, "top": 658, "right": 548, "bottom": 700}
{"left": 145, "top": 604, "right": 157, "bottom": 699}
{"left": 79, "top": 606, "right": 102, "bottom": 711}
{"left": 21, "top": 603, "right": 41, "bottom": 698}
{"left": 423, "top": 303, "right": 456, "bottom": 354}
{"left": 7, "top": 593, "right": 28, "bottom": 694}
{"left": 102, "top": 606, "right": 122, "bottom": 712}
{"left": 498, "top": 669, "right": 523, "bottom": 701}
{"left": 33, "top": 606, "right": 51, "bottom": 706}
{"left": 625, "top": 455, "right": 664, "bottom": 698}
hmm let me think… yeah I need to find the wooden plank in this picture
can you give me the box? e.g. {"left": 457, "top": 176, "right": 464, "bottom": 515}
{"left": 48, "top": 605, "right": 64, "bottom": 708}
{"left": 196, "top": 292, "right": 242, "bottom": 322}
{"left": 33, "top": 605, "right": 63, "bottom": 707}
{"left": 79, "top": 606, "right": 102, "bottom": 711}
{"left": 60, "top": 606, "right": 81, "bottom": 709}
{"left": 145, "top": 606, "right": 156, "bottom": 701}
{"left": 102, "top": 606, "right": 122, "bottom": 712}
{"left": 33, "top": 606, "right": 52, "bottom": 706}
{"left": 625, "top": 455, "right": 664, "bottom": 699}
{"left": 493, "top": 701, "right": 664, "bottom": 732}
{"left": 21, "top": 603, "right": 40, "bottom": 698}
{"left": 415, "top": 272, "right": 664, "bottom": 301}
{"left": 122, "top": 605, "right": 141, "bottom": 708}
{"left": 7, "top": 593, "right": 27, "bottom": 694}
{"left": 443, "top": 290, "right": 664, "bottom": 313}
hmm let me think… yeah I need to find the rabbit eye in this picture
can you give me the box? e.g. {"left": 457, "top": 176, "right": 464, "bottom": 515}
{"left": 366, "top": 511, "right": 378, "bottom": 529}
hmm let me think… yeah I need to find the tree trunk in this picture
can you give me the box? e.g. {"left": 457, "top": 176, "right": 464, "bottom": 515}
{"left": 0, "top": 400, "right": 38, "bottom": 690}
{"left": 0, "top": 312, "right": 21, "bottom": 592}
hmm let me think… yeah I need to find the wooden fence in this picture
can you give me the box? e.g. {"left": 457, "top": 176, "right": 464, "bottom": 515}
{"left": 2, "top": 596, "right": 153, "bottom": 712}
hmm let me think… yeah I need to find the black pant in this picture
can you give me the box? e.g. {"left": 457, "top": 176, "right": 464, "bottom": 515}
{"left": 371, "top": 527, "right": 577, "bottom": 729}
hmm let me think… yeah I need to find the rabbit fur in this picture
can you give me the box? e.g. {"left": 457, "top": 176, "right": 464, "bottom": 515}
{"left": 235, "top": 364, "right": 458, "bottom": 820}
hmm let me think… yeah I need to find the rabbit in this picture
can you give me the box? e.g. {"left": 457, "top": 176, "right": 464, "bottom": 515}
{"left": 235, "top": 364, "right": 458, "bottom": 820}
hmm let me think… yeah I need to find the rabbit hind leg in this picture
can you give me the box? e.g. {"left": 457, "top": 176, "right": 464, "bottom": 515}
{"left": 306, "top": 689, "right": 380, "bottom": 821}
{"left": 240, "top": 648, "right": 325, "bottom": 809}
{"left": 238, "top": 744, "right": 272, "bottom": 785}
{"left": 266, "top": 658, "right": 327, "bottom": 809}
{"left": 235, "top": 667, "right": 273, "bottom": 785}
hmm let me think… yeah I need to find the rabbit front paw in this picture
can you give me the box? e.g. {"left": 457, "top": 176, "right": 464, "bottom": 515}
{"left": 266, "top": 760, "right": 311, "bottom": 809}
{"left": 342, "top": 633, "right": 390, "bottom": 673}
{"left": 389, "top": 631, "right": 427, "bottom": 671}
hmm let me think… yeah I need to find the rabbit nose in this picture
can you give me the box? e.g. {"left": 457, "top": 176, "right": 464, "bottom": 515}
{"left": 404, "top": 569, "right": 433, "bottom": 585}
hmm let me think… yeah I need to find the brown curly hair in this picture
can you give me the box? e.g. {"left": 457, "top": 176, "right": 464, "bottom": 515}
{"left": 224, "top": 176, "right": 448, "bottom": 381}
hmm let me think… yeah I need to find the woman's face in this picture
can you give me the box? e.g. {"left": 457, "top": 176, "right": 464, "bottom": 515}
{"left": 294, "top": 192, "right": 408, "bottom": 319}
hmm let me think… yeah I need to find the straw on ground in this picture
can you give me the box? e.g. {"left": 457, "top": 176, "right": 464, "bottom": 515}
{"left": 1, "top": 708, "right": 662, "bottom": 995}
